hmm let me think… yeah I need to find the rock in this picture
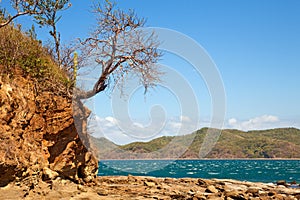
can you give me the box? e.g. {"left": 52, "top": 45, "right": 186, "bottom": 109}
{"left": 170, "top": 193, "right": 186, "bottom": 200}
{"left": 206, "top": 185, "right": 219, "bottom": 193}
{"left": 203, "top": 194, "right": 223, "bottom": 200}
{"left": 246, "top": 187, "right": 260, "bottom": 196}
{"left": 164, "top": 178, "right": 175, "bottom": 184}
{"left": 127, "top": 174, "right": 137, "bottom": 183}
{"left": 277, "top": 180, "right": 287, "bottom": 186}
{"left": 193, "top": 193, "right": 207, "bottom": 200}
{"left": 2, "top": 175, "right": 300, "bottom": 199}
{"left": 225, "top": 191, "right": 245, "bottom": 200}
{"left": 42, "top": 167, "right": 59, "bottom": 181}
{"left": 268, "top": 190, "right": 277, "bottom": 196}
{"left": 78, "top": 152, "right": 98, "bottom": 183}
{"left": 144, "top": 181, "right": 156, "bottom": 187}
{"left": 188, "top": 189, "right": 195, "bottom": 195}
{"left": 277, "top": 185, "right": 287, "bottom": 189}
{"left": 97, "top": 189, "right": 109, "bottom": 196}
{"left": 198, "top": 179, "right": 211, "bottom": 186}
{"left": 0, "top": 69, "right": 98, "bottom": 186}
{"left": 272, "top": 194, "right": 285, "bottom": 200}
{"left": 77, "top": 184, "right": 87, "bottom": 192}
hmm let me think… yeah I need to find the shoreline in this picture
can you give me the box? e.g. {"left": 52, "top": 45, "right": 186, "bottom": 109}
{"left": 99, "top": 158, "right": 300, "bottom": 161}
{"left": 98, "top": 159, "right": 300, "bottom": 185}
{"left": 1, "top": 175, "right": 300, "bottom": 199}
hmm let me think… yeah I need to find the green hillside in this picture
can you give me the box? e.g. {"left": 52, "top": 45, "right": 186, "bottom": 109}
{"left": 207, "top": 128, "right": 300, "bottom": 158}
{"left": 93, "top": 127, "right": 300, "bottom": 159}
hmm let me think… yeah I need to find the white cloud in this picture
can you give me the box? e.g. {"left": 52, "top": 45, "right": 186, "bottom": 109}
{"left": 105, "top": 116, "right": 118, "bottom": 124}
{"left": 249, "top": 115, "right": 279, "bottom": 123}
{"left": 180, "top": 115, "right": 191, "bottom": 122}
{"left": 226, "top": 115, "right": 281, "bottom": 131}
{"left": 88, "top": 114, "right": 202, "bottom": 144}
{"left": 132, "top": 122, "right": 145, "bottom": 128}
{"left": 228, "top": 118, "right": 237, "bottom": 125}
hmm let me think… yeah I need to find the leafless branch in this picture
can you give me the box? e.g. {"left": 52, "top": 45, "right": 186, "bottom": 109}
{"left": 0, "top": 0, "right": 42, "bottom": 28}
{"left": 76, "top": 2, "right": 163, "bottom": 99}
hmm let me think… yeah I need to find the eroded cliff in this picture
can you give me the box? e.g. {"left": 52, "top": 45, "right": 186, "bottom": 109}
{"left": 0, "top": 68, "right": 98, "bottom": 187}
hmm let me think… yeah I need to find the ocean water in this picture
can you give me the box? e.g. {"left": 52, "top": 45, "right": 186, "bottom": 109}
{"left": 98, "top": 160, "right": 300, "bottom": 183}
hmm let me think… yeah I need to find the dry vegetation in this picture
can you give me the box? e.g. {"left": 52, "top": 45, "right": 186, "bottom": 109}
{"left": 0, "top": 22, "right": 75, "bottom": 97}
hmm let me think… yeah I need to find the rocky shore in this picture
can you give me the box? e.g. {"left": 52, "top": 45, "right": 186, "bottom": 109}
{"left": 0, "top": 175, "right": 299, "bottom": 200}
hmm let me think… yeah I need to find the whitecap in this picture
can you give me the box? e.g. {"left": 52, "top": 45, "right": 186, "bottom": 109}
{"left": 208, "top": 172, "right": 220, "bottom": 175}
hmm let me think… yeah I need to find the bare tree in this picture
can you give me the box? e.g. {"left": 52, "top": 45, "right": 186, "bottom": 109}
{"left": 34, "top": 0, "right": 71, "bottom": 67}
{"left": 76, "top": 1, "right": 162, "bottom": 99}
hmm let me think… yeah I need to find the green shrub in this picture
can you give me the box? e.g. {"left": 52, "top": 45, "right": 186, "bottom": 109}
{"left": 0, "top": 23, "right": 73, "bottom": 96}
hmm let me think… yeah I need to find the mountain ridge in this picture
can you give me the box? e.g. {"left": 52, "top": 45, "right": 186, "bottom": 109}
{"left": 92, "top": 127, "right": 300, "bottom": 159}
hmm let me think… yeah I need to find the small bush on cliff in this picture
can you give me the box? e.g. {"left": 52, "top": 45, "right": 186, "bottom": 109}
{"left": 0, "top": 24, "right": 43, "bottom": 74}
{"left": 0, "top": 23, "right": 73, "bottom": 96}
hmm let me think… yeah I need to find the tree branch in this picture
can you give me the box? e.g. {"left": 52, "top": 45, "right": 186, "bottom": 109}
{"left": 0, "top": 11, "right": 34, "bottom": 28}
{"left": 76, "top": 1, "right": 162, "bottom": 99}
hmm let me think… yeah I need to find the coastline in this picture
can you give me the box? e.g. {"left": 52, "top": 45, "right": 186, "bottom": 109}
{"left": 99, "top": 158, "right": 300, "bottom": 161}
{"left": 98, "top": 159, "right": 300, "bottom": 184}
{"left": 1, "top": 175, "right": 299, "bottom": 200}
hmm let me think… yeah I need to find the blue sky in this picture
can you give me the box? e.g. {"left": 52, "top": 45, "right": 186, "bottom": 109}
{"left": 2, "top": 0, "right": 300, "bottom": 144}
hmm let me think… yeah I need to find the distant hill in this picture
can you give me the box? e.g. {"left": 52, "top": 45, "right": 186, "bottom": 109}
{"left": 91, "top": 128, "right": 300, "bottom": 159}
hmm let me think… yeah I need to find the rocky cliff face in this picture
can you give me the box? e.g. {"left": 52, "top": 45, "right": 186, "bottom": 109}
{"left": 0, "top": 68, "right": 98, "bottom": 187}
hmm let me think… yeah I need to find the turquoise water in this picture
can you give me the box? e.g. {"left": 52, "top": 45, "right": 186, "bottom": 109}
{"left": 98, "top": 160, "right": 300, "bottom": 183}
